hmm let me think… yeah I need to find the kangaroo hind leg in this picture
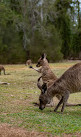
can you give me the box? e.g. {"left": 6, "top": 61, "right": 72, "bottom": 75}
{"left": 54, "top": 91, "right": 70, "bottom": 113}
{"left": 54, "top": 96, "right": 63, "bottom": 112}
{"left": 61, "top": 91, "right": 70, "bottom": 113}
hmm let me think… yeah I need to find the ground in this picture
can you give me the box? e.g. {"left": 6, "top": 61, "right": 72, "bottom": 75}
{"left": 0, "top": 123, "right": 50, "bottom": 137}
{"left": 0, "top": 61, "right": 81, "bottom": 137}
{"left": 0, "top": 124, "right": 81, "bottom": 137}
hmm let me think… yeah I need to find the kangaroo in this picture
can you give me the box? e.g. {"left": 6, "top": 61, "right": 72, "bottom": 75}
{"left": 30, "top": 53, "right": 57, "bottom": 90}
{"left": 26, "top": 59, "right": 32, "bottom": 66}
{"left": 0, "top": 65, "right": 5, "bottom": 75}
{"left": 39, "top": 62, "right": 81, "bottom": 113}
{"left": 36, "top": 53, "right": 57, "bottom": 87}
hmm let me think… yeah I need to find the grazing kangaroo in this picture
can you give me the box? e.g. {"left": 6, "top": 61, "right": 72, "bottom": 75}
{"left": 26, "top": 59, "right": 32, "bottom": 66}
{"left": 39, "top": 62, "right": 81, "bottom": 113}
{"left": 0, "top": 65, "right": 5, "bottom": 75}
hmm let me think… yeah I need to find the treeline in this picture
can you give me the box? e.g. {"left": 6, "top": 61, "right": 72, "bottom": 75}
{"left": 0, "top": 0, "right": 81, "bottom": 64}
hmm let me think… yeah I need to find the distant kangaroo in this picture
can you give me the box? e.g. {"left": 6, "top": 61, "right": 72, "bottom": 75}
{"left": 26, "top": 59, "right": 32, "bottom": 66}
{"left": 0, "top": 65, "right": 5, "bottom": 75}
{"left": 39, "top": 62, "right": 81, "bottom": 113}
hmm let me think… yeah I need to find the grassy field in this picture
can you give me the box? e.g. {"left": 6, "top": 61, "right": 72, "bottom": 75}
{"left": 0, "top": 61, "right": 81, "bottom": 136}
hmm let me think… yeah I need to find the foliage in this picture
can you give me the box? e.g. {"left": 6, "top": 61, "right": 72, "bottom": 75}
{"left": 71, "top": 29, "right": 81, "bottom": 58}
{"left": 28, "top": 25, "right": 63, "bottom": 62}
{"left": 0, "top": 0, "right": 81, "bottom": 63}
{"left": 54, "top": 0, "right": 73, "bottom": 58}
{"left": 0, "top": 3, "right": 26, "bottom": 64}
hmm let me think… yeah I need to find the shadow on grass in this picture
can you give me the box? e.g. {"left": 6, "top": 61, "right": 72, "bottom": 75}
{"left": 34, "top": 105, "right": 81, "bottom": 117}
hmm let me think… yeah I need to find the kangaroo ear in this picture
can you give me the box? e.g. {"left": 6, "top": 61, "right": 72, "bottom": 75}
{"left": 41, "top": 83, "right": 47, "bottom": 94}
{"left": 41, "top": 53, "right": 47, "bottom": 60}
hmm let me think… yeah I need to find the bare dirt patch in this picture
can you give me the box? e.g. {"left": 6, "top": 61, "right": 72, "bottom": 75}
{"left": 60, "top": 133, "right": 81, "bottom": 137}
{"left": 0, "top": 123, "right": 81, "bottom": 137}
{"left": 0, "top": 123, "right": 52, "bottom": 137}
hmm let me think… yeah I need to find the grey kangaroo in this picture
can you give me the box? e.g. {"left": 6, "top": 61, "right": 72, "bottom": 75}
{"left": 39, "top": 62, "right": 81, "bottom": 113}
{"left": 0, "top": 65, "right": 5, "bottom": 75}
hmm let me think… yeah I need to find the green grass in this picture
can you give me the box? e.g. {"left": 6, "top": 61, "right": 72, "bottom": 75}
{"left": 0, "top": 61, "right": 81, "bottom": 136}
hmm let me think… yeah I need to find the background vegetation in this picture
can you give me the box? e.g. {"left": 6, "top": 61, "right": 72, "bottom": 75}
{"left": 0, "top": 0, "right": 81, "bottom": 63}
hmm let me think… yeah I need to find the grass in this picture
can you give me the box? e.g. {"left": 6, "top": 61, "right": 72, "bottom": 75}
{"left": 0, "top": 61, "right": 81, "bottom": 136}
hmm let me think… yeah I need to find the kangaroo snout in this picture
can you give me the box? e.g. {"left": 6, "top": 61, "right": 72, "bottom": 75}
{"left": 36, "top": 63, "right": 40, "bottom": 67}
{"left": 39, "top": 106, "right": 45, "bottom": 110}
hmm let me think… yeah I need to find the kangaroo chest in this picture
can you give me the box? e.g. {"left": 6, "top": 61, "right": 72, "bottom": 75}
{"left": 41, "top": 68, "right": 57, "bottom": 83}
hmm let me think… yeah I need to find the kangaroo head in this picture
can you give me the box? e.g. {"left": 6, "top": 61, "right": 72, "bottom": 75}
{"left": 39, "top": 83, "right": 51, "bottom": 110}
{"left": 36, "top": 53, "right": 47, "bottom": 67}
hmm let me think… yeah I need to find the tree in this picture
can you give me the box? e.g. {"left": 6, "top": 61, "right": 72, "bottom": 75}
{"left": 54, "top": 0, "right": 73, "bottom": 58}
{"left": 71, "top": 0, "right": 81, "bottom": 58}
{"left": 0, "top": 2, "right": 26, "bottom": 63}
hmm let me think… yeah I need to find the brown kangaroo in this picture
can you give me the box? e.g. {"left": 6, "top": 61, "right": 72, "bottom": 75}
{"left": 0, "top": 65, "right": 5, "bottom": 75}
{"left": 30, "top": 53, "right": 57, "bottom": 90}
{"left": 26, "top": 59, "right": 32, "bottom": 66}
{"left": 36, "top": 53, "right": 57, "bottom": 87}
{"left": 39, "top": 62, "right": 81, "bottom": 113}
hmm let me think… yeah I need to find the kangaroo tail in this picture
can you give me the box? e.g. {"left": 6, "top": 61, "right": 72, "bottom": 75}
{"left": 66, "top": 103, "right": 81, "bottom": 107}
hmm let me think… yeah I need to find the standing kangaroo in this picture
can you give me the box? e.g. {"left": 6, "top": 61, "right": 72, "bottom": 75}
{"left": 36, "top": 53, "right": 57, "bottom": 87}
{"left": 30, "top": 53, "right": 57, "bottom": 90}
{"left": 0, "top": 65, "right": 5, "bottom": 75}
{"left": 39, "top": 62, "right": 81, "bottom": 113}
